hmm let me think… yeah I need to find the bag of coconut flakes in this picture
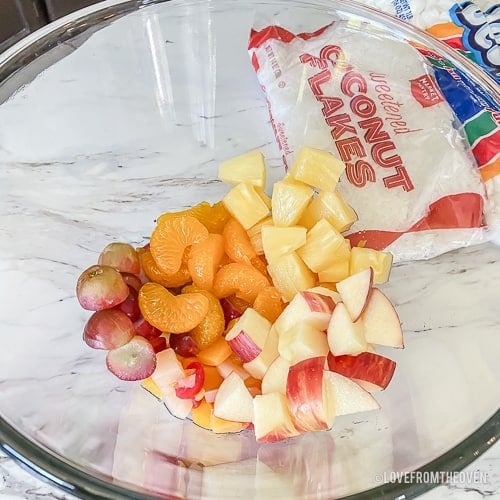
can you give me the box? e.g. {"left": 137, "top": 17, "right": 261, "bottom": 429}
{"left": 248, "top": 11, "right": 499, "bottom": 262}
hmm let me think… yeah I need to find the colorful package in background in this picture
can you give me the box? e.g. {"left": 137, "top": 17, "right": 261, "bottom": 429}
{"left": 248, "top": 20, "right": 494, "bottom": 262}
{"left": 343, "top": 0, "right": 500, "bottom": 245}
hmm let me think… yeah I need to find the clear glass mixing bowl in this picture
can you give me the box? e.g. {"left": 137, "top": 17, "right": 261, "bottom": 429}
{"left": 0, "top": 0, "right": 498, "bottom": 498}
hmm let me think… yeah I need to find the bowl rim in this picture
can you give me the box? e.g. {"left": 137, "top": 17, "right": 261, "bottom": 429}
{"left": 0, "top": 0, "right": 499, "bottom": 498}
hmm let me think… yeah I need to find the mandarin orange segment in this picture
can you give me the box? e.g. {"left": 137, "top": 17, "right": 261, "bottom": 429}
{"left": 253, "top": 286, "right": 285, "bottom": 323}
{"left": 140, "top": 249, "right": 191, "bottom": 288}
{"left": 250, "top": 255, "right": 270, "bottom": 278}
{"left": 213, "top": 262, "right": 270, "bottom": 303}
{"left": 202, "top": 201, "right": 231, "bottom": 234}
{"left": 150, "top": 215, "right": 209, "bottom": 275}
{"left": 187, "top": 233, "right": 225, "bottom": 291}
{"left": 138, "top": 282, "right": 209, "bottom": 334}
{"left": 182, "top": 285, "right": 225, "bottom": 349}
{"left": 222, "top": 217, "right": 257, "bottom": 264}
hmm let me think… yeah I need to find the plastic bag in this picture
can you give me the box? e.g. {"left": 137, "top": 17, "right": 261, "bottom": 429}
{"left": 248, "top": 19, "right": 497, "bottom": 261}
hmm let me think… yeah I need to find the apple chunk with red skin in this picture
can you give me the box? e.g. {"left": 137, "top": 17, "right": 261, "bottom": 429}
{"left": 327, "top": 302, "right": 367, "bottom": 356}
{"left": 327, "top": 351, "right": 396, "bottom": 391}
{"left": 361, "top": 288, "right": 404, "bottom": 348}
{"left": 286, "top": 356, "right": 335, "bottom": 432}
{"left": 336, "top": 267, "right": 373, "bottom": 321}
{"left": 253, "top": 392, "right": 301, "bottom": 443}
{"left": 225, "top": 308, "right": 271, "bottom": 362}
{"left": 274, "top": 290, "right": 336, "bottom": 335}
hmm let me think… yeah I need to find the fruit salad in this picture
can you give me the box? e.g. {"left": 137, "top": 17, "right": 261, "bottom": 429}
{"left": 76, "top": 146, "right": 403, "bottom": 443}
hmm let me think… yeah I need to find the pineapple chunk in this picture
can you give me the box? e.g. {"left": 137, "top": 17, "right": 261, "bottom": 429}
{"left": 271, "top": 179, "right": 313, "bottom": 227}
{"left": 261, "top": 225, "right": 307, "bottom": 264}
{"left": 297, "top": 219, "right": 346, "bottom": 273}
{"left": 350, "top": 246, "right": 393, "bottom": 284}
{"left": 256, "top": 187, "right": 272, "bottom": 210}
{"left": 300, "top": 189, "right": 358, "bottom": 232}
{"left": 223, "top": 182, "right": 270, "bottom": 230}
{"left": 247, "top": 216, "right": 273, "bottom": 255}
{"left": 318, "top": 258, "right": 350, "bottom": 283}
{"left": 267, "top": 252, "right": 316, "bottom": 302}
{"left": 218, "top": 150, "right": 266, "bottom": 188}
{"left": 289, "top": 146, "right": 345, "bottom": 191}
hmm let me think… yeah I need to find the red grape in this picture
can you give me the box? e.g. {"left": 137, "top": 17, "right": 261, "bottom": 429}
{"left": 121, "top": 272, "right": 143, "bottom": 292}
{"left": 76, "top": 265, "right": 129, "bottom": 311}
{"left": 115, "top": 286, "right": 141, "bottom": 322}
{"left": 106, "top": 336, "right": 156, "bottom": 381}
{"left": 169, "top": 333, "right": 199, "bottom": 357}
{"left": 148, "top": 336, "right": 167, "bottom": 354}
{"left": 98, "top": 242, "right": 140, "bottom": 274}
{"left": 83, "top": 309, "right": 135, "bottom": 350}
{"left": 134, "top": 316, "right": 162, "bottom": 339}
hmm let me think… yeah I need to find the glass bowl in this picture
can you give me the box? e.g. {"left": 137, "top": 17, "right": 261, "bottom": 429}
{"left": 0, "top": 0, "right": 498, "bottom": 498}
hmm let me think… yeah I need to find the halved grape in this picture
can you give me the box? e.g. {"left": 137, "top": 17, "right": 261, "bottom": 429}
{"left": 134, "top": 316, "right": 162, "bottom": 339}
{"left": 98, "top": 242, "right": 140, "bottom": 274}
{"left": 76, "top": 265, "right": 129, "bottom": 311}
{"left": 169, "top": 333, "right": 199, "bottom": 357}
{"left": 115, "top": 286, "right": 141, "bottom": 322}
{"left": 106, "top": 336, "right": 157, "bottom": 381}
{"left": 83, "top": 309, "right": 135, "bottom": 350}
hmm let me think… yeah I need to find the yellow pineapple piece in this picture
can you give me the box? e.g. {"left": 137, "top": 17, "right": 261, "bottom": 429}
{"left": 247, "top": 216, "right": 274, "bottom": 255}
{"left": 350, "top": 246, "right": 393, "bottom": 284}
{"left": 318, "top": 258, "right": 350, "bottom": 283}
{"left": 218, "top": 150, "right": 266, "bottom": 188}
{"left": 261, "top": 225, "right": 307, "bottom": 264}
{"left": 256, "top": 187, "right": 272, "bottom": 210}
{"left": 267, "top": 252, "right": 316, "bottom": 302}
{"left": 271, "top": 179, "right": 314, "bottom": 227}
{"left": 141, "top": 377, "right": 163, "bottom": 400}
{"left": 223, "top": 182, "right": 270, "bottom": 230}
{"left": 300, "top": 189, "right": 358, "bottom": 232}
{"left": 289, "top": 146, "right": 346, "bottom": 191}
{"left": 297, "top": 219, "right": 346, "bottom": 273}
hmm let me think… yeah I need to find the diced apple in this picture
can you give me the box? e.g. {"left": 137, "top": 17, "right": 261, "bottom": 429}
{"left": 162, "top": 386, "right": 194, "bottom": 419}
{"left": 297, "top": 219, "right": 347, "bottom": 272}
{"left": 223, "top": 182, "right": 270, "bottom": 229}
{"left": 218, "top": 150, "right": 266, "bottom": 188}
{"left": 289, "top": 146, "right": 346, "bottom": 192}
{"left": 279, "top": 322, "right": 329, "bottom": 365}
{"left": 306, "top": 286, "right": 341, "bottom": 304}
{"left": 271, "top": 179, "right": 314, "bottom": 227}
{"left": 286, "top": 356, "right": 335, "bottom": 432}
{"left": 327, "top": 351, "right": 396, "bottom": 390}
{"left": 225, "top": 308, "right": 272, "bottom": 362}
{"left": 350, "top": 246, "right": 393, "bottom": 284}
{"left": 300, "top": 189, "right": 358, "bottom": 232}
{"left": 243, "top": 326, "right": 279, "bottom": 379}
{"left": 213, "top": 372, "right": 254, "bottom": 423}
{"left": 253, "top": 392, "right": 301, "bottom": 442}
{"left": 216, "top": 358, "right": 251, "bottom": 380}
{"left": 261, "top": 225, "right": 307, "bottom": 264}
{"left": 336, "top": 267, "right": 374, "bottom": 321}
{"left": 267, "top": 252, "right": 317, "bottom": 303}
{"left": 361, "top": 288, "right": 404, "bottom": 348}
{"left": 323, "top": 371, "right": 380, "bottom": 416}
{"left": 261, "top": 356, "right": 291, "bottom": 395}
{"left": 274, "top": 289, "right": 336, "bottom": 335}
{"left": 246, "top": 216, "right": 273, "bottom": 255}
{"left": 150, "top": 348, "right": 185, "bottom": 393}
{"left": 327, "top": 302, "right": 367, "bottom": 356}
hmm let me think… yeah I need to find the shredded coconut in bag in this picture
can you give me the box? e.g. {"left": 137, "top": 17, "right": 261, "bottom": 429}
{"left": 248, "top": 20, "right": 495, "bottom": 261}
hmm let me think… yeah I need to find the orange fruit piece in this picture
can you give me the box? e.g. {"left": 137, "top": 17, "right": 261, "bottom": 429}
{"left": 187, "top": 233, "right": 225, "bottom": 291}
{"left": 222, "top": 217, "right": 257, "bottom": 264}
{"left": 197, "top": 337, "right": 232, "bottom": 366}
{"left": 150, "top": 215, "right": 209, "bottom": 275}
{"left": 213, "top": 262, "right": 270, "bottom": 303}
{"left": 140, "top": 249, "right": 191, "bottom": 288}
{"left": 157, "top": 201, "right": 231, "bottom": 234}
{"left": 182, "top": 285, "right": 225, "bottom": 349}
{"left": 191, "top": 399, "right": 214, "bottom": 430}
{"left": 250, "top": 255, "right": 269, "bottom": 278}
{"left": 253, "top": 286, "right": 285, "bottom": 323}
{"left": 138, "top": 282, "right": 209, "bottom": 334}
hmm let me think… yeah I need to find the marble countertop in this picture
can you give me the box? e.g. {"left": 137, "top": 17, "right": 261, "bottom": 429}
{"left": 0, "top": 1, "right": 499, "bottom": 499}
